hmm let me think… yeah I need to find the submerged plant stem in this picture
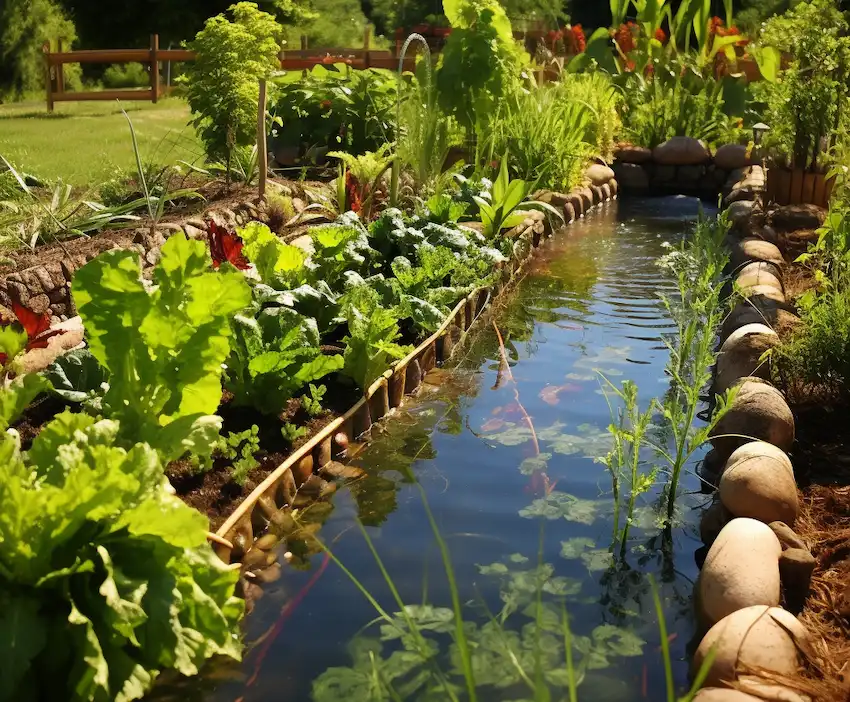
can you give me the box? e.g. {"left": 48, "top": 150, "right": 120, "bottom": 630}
{"left": 492, "top": 321, "right": 540, "bottom": 456}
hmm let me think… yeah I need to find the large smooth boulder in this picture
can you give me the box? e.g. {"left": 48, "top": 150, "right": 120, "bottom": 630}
{"left": 771, "top": 204, "right": 826, "bottom": 233}
{"left": 726, "top": 200, "right": 756, "bottom": 228}
{"left": 586, "top": 163, "right": 615, "bottom": 186}
{"left": 613, "top": 162, "right": 650, "bottom": 191}
{"left": 729, "top": 238, "right": 785, "bottom": 272}
{"left": 19, "top": 316, "right": 85, "bottom": 374}
{"left": 614, "top": 144, "right": 652, "bottom": 164}
{"left": 715, "top": 323, "right": 778, "bottom": 393}
{"left": 693, "top": 605, "right": 807, "bottom": 691}
{"left": 719, "top": 441, "right": 798, "bottom": 524}
{"left": 740, "top": 284, "right": 786, "bottom": 305}
{"left": 698, "top": 519, "right": 782, "bottom": 626}
{"left": 720, "top": 300, "right": 799, "bottom": 344}
{"left": 653, "top": 136, "right": 710, "bottom": 165}
{"left": 736, "top": 261, "right": 783, "bottom": 292}
{"left": 714, "top": 144, "right": 751, "bottom": 171}
{"left": 710, "top": 379, "right": 795, "bottom": 461}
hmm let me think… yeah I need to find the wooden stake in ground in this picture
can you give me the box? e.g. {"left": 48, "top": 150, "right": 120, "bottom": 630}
{"left": 257, "top": 78, "right": 268, "bottom": 200}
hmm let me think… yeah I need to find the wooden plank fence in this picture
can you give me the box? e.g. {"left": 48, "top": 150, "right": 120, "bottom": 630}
{"left": 43, "top": 30, "right": 416, "bottom": 111}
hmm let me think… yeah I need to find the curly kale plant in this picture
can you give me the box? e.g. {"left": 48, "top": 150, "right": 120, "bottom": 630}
{"left": 183, "top": 2, "right": 284, "bottom": 162}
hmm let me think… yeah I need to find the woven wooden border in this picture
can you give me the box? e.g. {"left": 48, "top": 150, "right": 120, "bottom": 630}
{"left": 209, "top": 183, "right": 618, "bottom": 565}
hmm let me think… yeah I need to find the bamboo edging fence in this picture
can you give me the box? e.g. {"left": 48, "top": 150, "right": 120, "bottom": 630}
{"left": 208, "top": 181, "right": 619, "bottom": 568}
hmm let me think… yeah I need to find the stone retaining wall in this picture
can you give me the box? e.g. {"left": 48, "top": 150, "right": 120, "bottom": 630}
{"left": 613, "top": 137, "right": 754, "bottom": 200}
{"left": 688, "top": 167, "right": 821, "bottom": 702}
{"left": 0, "top": 199, "right": 269, "bottom": 323}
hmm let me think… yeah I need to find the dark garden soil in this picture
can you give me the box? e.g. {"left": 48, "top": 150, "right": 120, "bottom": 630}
{"left": 168, "top": 377, "right": 363, "bottom": 530}
{"left": 0, "top": 177, "right": 330, "bottom": 274}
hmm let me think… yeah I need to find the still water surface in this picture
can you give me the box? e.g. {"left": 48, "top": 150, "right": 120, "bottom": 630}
{"left": 186, "top": 196, "right": 718, "bottom": 702}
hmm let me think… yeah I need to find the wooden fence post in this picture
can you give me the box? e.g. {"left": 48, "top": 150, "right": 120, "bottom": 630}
{"left": 150, "top": 34, "right": 160, "bottom": 103}
{"left": 56, "top": 40, "right": 66, "bottom": 96}
{"left": 257, "top": 79, "right": 268, "bottom": 200}
{"left": 43, "top": 43, "right": 54, "bottom": 112}
{"left": 363, "top": 26, "right": 371, "bottom": 69}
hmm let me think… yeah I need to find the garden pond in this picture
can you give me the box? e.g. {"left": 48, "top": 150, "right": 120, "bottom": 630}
{"left": 155, "top": 195, "right": 718, "bottom": 702}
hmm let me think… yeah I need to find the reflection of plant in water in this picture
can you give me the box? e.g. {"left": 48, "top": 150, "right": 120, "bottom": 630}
{"left": 311, "top": 551, "right": 646, "bottom": 701}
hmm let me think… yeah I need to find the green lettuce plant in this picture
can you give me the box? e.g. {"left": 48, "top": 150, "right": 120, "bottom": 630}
{"left": 72, "top": 232, "right": 252, "bottom": 462}
{"left": 0, "top": 391, "right": 243, "bottom": 702}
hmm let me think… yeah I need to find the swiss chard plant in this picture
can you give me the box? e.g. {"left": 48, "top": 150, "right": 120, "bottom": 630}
{"left": 340, "top": 286, "right": 411, "bottom": 390}
{"left": 226, "top": 297, "right": 343, "bottom": 415}
{"left": 72, "top": 232, "right": 252, "bottom": 462}
{"left": 0, "top": 386, "right": 243, "bottom": 702}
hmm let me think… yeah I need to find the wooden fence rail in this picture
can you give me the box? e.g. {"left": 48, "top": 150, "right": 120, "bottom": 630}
{"left": 43, "top": 31, "right": 416, "bottom": 111}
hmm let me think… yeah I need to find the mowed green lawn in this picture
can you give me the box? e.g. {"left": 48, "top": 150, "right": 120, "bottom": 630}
{"left": 0, "top": 98, "right": 203, "bottom": 187}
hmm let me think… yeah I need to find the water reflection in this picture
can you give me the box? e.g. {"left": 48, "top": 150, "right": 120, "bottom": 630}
{"left": 156, "top": 197, "right": 717, "bottom": 702}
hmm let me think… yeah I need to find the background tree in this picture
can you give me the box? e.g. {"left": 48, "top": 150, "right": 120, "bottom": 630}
{"left": 0, "top": 0, "right": 80, "bottom": 99}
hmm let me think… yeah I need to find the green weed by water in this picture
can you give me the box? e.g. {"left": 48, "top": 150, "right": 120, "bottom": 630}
{"left": 598, "top": 210, "right": 735, "bottom": 537}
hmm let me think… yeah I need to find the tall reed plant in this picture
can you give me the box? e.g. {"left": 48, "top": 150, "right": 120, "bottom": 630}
{"left": 480, "top": 84, "right": 594, "bottom": 193}
{"left": 655, "top": 211, "right": 734, "bottom": 523}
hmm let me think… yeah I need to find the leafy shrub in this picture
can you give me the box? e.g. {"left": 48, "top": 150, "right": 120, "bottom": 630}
{"left": 775, "top": 208, "right": 850, "bottom": 398}
{"left": 183, "top": 2, "right": 284, "bottom": 162}
{"left": 0, "top": 383, "right": 243, "bottom": 702}
{"left": 435, "top": 0, "right": 527, "bottom": 134}
{"left": 72, "top": 232, "right": 251, "bottom": 462}
{"left": 270, "top": 64, "right": 398, "bottom": 159}
{"left": 102, "top": 61, "right": 149, "bottom": 89}
{"left": 341, "top": 285, "right": 410, "bottom": 389}
{"left": 226, "top": 298, "right": 343, "bottom": 415}
{"left": 620, "top": 64, "right": 743, "bottom": 148}
{"left": 0, "top": 0, "right": 81, "bottom": 99}
{"left": 753, "top": 0, "right": 850, "bottom": 168}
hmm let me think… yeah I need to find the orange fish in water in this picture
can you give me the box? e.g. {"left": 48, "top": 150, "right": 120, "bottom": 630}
{"left": 481, "top": 418, "right": 506, "bottom": 432}
{"left": 539, "top": 383, "right": 584, "bottom": 406}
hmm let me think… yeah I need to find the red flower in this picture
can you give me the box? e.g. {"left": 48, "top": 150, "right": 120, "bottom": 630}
{"left": 655, "top": 27, "right": 667, "bottom": 43}
{"left": 0, "top": 300, "right": 66, "bottom": 366}
{"left": 570, "top": 24, "right": 586, "bottom": 53}
{"left": 207, "top": 221, "right": 249, "bottom": 270}
{"left": 709, "top": 16, "right": 724, "bottom": 35}
{"left": 614, "top": 22, "right": 637, "bottom": 55}
{"left": 345, "top": 171, "right": 362, "bottom": 214}
{"left": 320, "top": 99, "right": 332, "bottom": 110}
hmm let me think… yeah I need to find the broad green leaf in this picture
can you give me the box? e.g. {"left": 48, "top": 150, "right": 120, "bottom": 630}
{"left": 0, "top": 595, "right": 47, "bottom": 702}
{"left": 0, "top": 373, "right": 51, "bottom": 430}
{"left": 0, "top": 325, "right": 27, "bottom": 368}
{"left": 44, "top": 349, "right": 107, "bottom": 404}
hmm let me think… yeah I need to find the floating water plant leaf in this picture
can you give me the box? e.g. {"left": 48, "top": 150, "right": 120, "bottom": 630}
{"left": 519, "top": 491, "right": 602, "bottom": 525}
{"left": 519, "top": 453, "right": 551, "bottom": 475}
{"left": 481, "top": 417, "right": 507, "bottom": 433}
{"left": 538, "top": 422, "right": 612, "bottom": 458}
{"left": 591, "top": 624, "right": 645, "bottom": 658}
{"left": 482, "top": 421, "right": 534, "bottom": 447}
{"left": 566, "top": 372, "right": 595, "bottom": 381}
{"left": 560, "top": 539, "right": 613, "bottom": 573}
{"left": 380, "top": 605, "right": 456, "bottom": 641}
{"left": 508, "top": 553, "right": 529, "bottom": 564}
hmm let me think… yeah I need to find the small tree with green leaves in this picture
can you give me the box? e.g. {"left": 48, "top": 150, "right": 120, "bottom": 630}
{"left": 183, "top": 2, "right": 284, "bottom": 164}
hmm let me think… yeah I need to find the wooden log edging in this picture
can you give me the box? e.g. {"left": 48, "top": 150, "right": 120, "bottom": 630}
{"left": 209, "top": 181, "right": 618, "bottom": 567}
{"left": 690, "top": 166, "right": 816, "bottom": 701}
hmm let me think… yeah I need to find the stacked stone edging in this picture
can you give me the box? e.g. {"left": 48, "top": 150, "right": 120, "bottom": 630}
{"left": 691, "top": 167, "right": 817, "bottom": 701}
{"left": 612, "top": 137, "right": 754, "bottom": 199}
{"left": 0, "top": 199, "right": 269, "bottom": 323}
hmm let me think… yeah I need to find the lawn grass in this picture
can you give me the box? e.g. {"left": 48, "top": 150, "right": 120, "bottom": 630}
{"left": 0, "top": 98, "right": 204, "bottom": 188}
